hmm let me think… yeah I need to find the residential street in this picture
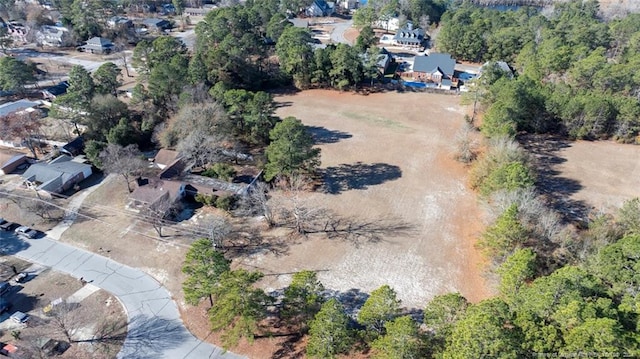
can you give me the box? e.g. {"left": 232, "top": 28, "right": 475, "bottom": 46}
{"left": 330, "top": 19, "right": 354, "bottom": 44}
{"left": 2, "top": 232, "right": 243, "bottom": 359}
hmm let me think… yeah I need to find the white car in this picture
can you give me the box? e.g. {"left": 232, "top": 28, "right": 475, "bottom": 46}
{"left": 10, "top": 311, "right": 28, "bottom": 323}
{"left": 14, "top": 226, "right": 38, "bottom": 239}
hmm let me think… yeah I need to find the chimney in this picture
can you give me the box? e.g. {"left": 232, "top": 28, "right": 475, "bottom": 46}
{"left": 407, "top": 22, "right": 413, "bottom": 31}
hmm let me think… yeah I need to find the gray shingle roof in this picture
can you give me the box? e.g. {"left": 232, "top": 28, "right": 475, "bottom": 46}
{"left": 0, "top": 100, "right": 41, "bottom": 117}
{"left": 412, "top": 53, "right": 455, "bottom": 77}
{"left": 393, "top": 26, "right": 425, "bottom": 44}
{"left": 86, "top": 37, "right": 113, "bottom": 47}
{"left": 22, "top": 155, "right": 91, "bottom": 192}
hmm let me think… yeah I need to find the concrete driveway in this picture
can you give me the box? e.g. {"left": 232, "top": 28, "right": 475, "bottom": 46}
{"left": 1, "top": 232, "right": 243, "bottom": 359}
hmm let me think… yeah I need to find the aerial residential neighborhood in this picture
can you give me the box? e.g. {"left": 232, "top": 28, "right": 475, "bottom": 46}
{"left": 0, "top": 0, "right": 640, "bottom": 358}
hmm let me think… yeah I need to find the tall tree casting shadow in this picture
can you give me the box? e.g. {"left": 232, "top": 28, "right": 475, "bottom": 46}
{"left": 520, "top": 134, "right": 589, "bottom": 223}
{"left": 83, "top": 314, "right": 190, "bottom": 359}
{"left": 305, "top": 125, "right": 352, "bottom": 145}
{"left": 322, "top": 162, "right": 402, "bottom": 194}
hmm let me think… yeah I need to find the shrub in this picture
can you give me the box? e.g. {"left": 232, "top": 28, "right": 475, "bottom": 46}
{"left": 215, "top": 195, "right": 237, "bottom": 211}
{"left": 195, "top": 193, "right": 218, "bottom": 206}
{"left": 202, "top": 163, "right": 237, "bottom": 181}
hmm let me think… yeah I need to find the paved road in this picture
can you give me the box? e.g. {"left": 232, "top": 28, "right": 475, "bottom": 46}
{"left": 330, "top": 19, "right": 354, "bottom": 45}
{"left": 2, "top": 233, "right": 243, "bottom": 359}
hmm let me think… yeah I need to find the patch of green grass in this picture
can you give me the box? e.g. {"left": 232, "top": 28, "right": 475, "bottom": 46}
{"left": 341, "top": 111, "right": 412, "bottom": 131}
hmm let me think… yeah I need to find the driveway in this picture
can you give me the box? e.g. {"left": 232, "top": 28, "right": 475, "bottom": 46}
{"left": 3, "top": 233, "right": 243, "bottom": 359}
{"left": 330, "top": 19, "right": 354, "bottom": 45}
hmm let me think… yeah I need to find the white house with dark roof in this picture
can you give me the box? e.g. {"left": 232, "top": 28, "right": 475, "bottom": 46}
{"left": 306, "top": 0, "right": 335, "bottom": 17}
{"left": 393, "top": 23, "right": 425, "bottom": 48}
{"left": 36, "top": 25, "right": 74, "bottom": 47}
{"left": 22, "top": 155, "right": 92, "bottom": 195}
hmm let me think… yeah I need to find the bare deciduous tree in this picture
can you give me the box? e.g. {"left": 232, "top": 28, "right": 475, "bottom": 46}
{"left": 277, "top": 175, "right": 325, "bottom": 235}
{"left": 0, "top": 111, "right": 43, "bottom": 158}
{"left": 236, "top": 181, "right": 276, "bottom": 227}
{"left": 144, "top": 195, "right": 180, "bottom": 237}
{"left": 202, "top": 215, "right": 233, "bottom": 248}
{"left": 99, "top": 144, "right": 148, "bottom": 193}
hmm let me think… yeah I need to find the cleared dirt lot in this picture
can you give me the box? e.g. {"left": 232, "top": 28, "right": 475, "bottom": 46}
{"left": 240, "top": 89, "right": 491, "bottom": 308}
{"left": 528, "top": 137, "right": 640, "bottom": 219}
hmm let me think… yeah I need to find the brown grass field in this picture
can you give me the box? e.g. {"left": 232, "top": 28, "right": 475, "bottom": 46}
{"left": 239, "top": 89, "right": 492, "bottom": 309}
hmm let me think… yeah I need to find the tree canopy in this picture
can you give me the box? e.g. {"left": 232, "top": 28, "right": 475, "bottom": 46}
{"left": 264, "top": 116, "right": 320, "bottom": 181}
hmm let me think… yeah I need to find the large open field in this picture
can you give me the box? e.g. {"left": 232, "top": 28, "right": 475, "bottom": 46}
{"left": 239, "top": 90, "right": 491, "bottom": 308}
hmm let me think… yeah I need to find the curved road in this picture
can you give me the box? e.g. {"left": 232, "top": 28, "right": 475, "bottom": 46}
{"left": 330, "top": 19, "right": 354, "bottom": 45}
{"left": 11, "top": 235, "right": 243, "bottom": 359}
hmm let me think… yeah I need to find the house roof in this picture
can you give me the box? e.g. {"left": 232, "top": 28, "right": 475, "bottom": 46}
{"left": 143, "top": 18, "right": 170, "bottom": 27}
{"left": 313, "top": 0, "right": 334, "bottom": 11}
{"left": 0, "top": 100, "right": 41, "bottom": 117}
{"left": 43, "top": 81, "right": 69, "bottom": 96}
{"left": 22, "top": 155, "right": 91, "bottom": 192}
{"left": 85, "top": 37, "right": 113, "bottom": 48}
{"left": 393, "top": 26, "right": 425, "bottom": 44}
{"left": 154, "top": 149, "right": 180, "bottom": 167}
{"left": 62, "top": 136, "right": 84, "bottom": 154}
{"left": 129, "top": 178, "right": 184, "bottom": 206}
{"left": 183, "top": 174, "right": 248, "bottom": 195}
{"left": 412, "top": 53, "right": 456, "bottom": 77}
{"left": 0, "top": 149, "right": 27, "bottom": 168}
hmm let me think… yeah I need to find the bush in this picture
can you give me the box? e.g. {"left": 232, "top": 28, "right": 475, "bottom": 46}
{"left": 202, "top": 163, "right": 237, "bottom": 181}
{"left": 215, "top": 195, "right": 237, "bottom": 211}
{"left": 195, "top": 193, "right": 218, "bottom": 206}
{"left": 479, "top": 161, "right": 535, "bottom": 196}
{"left": 470, "top": 137, "right": 534, "bottom": 196}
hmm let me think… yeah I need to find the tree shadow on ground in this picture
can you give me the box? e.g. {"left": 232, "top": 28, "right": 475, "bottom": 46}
{"left": 520, "top": 134, "right": 590, "bottom": 224}
{"left": 224, "top": 229, "right": 292, "bottom": 258}
{"left": 322, "top": 162, "right": 402, "bottom": 194}
{"left": 324, "top": 288, "right": 370, "bottom": 318}
{"left": 89, "top": 314, "right": 189, "bottom": 359}
{"left": 304, "top": 214, "right": 415, "bottom": 247}
{"left": 0, "top": 231, "right": 30, "bottom": 256}
{"left": 305, "top": 125, "right": 352, "bottom": 145}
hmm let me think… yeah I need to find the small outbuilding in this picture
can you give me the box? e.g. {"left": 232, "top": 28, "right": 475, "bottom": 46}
{"left": 0, "top": 149, "right": 28, "bottom": 175}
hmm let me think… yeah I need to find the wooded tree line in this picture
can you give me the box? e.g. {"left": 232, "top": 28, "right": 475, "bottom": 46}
{"left": 182, "top": 201, "right": 640, "bottom": 358}
{"left": 443, "top": 0, "right": 640, "bottom": 141}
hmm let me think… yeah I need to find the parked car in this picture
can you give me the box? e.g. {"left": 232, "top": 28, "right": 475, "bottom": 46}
{"left": 0, "top": 221, "right": 18, "bottom": 231}
{"left": 10, "top": 311, "right": 28, "bottom": 323}
{"left": 0, "top": 300, "right": 11, "bottom": 314}
{"left": 13, "top": 273, "right": 28, "bottom": 283}
{"left": 0, "top": 282, "right": 10, "bottom": 296}
{"left": 14, "top": 226, "right": 38, "bottom": 239}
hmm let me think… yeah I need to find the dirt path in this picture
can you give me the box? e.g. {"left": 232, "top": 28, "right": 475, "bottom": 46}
{"left": 241, "top": 90, "right": 491, "bottom": 308}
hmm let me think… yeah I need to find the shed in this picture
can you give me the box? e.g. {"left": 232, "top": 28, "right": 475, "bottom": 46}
{"left": 42, "top": 81, "right": 69, "bottom": 101}
{"left": 61, "top": 136, "right": 85, "bottom": 157}
{"left": 0, "top": 150, "right": 28, "bottom": 175}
